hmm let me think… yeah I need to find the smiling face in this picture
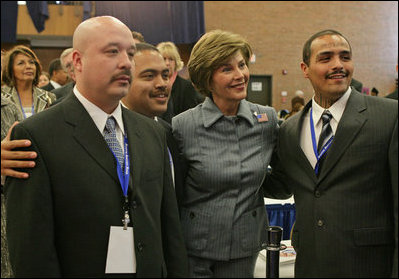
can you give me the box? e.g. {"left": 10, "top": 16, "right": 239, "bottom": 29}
{"left": 301, "top": 34, "right": 354, "bottom": 106}
{"left": 123, "top": 50, "right": 169, "bottom": 118}
{"left": 210, "top": 51, "right": 249, "bottom": 112}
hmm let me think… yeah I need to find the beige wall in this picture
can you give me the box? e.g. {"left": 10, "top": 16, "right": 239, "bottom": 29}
{"left": 204, "top": 1, "right": 398, "bottom": 111}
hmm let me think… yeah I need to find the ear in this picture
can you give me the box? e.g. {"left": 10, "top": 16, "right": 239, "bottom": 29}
{"left": 72, "top": 50, "right": 82, "bottom": 73}
{"left": 300, "top": 62, "right": 309, "bottom": 78}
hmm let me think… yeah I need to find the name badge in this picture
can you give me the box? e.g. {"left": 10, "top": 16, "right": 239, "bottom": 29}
{"left": 105, "top": 226, "right": 136, "bottom": 274}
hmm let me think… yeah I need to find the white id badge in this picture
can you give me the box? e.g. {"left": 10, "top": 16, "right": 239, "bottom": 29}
{"left": 105, "top": 226, "right": 136, "bottom": 274}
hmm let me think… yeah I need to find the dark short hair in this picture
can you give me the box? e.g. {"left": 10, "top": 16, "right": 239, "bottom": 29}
{"left": 135, "top": 43, "right": 159, "bottom": 53}
{"left": 2, "top": 45, "right": 42, "bottom": 87}
{"left": 132, "top": 31, "right": 145, "bottom": 43}
{"left": 302, "top": 29, "right": 352, "bottom": 66}
{"left": 291, "top": 96, "right": 305, "bottom": 107}
{"left": 48, "top": 58, "right": 63, "bottom": 77}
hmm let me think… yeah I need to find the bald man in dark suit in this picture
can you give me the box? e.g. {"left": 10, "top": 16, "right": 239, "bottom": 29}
{"left": 5, "top": 16, "right": 187, "bottom": 278}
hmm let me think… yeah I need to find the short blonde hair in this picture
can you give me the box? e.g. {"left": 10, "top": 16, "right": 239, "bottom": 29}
{"left": 156, "top": 41, "right": 184, "bottom": 72}
{"left": 188, "top": 30, "right": 252, "bottom": 97}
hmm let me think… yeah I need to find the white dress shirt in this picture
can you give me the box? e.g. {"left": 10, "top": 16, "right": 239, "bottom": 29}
{"left": 74, "top": 88, "right": 125, "bottom": 150}
{"left": 300, "top": 87, "right": 351, "bottom": 168}
{"left": 50, "top": 80, "right": 62, "bottom": 90}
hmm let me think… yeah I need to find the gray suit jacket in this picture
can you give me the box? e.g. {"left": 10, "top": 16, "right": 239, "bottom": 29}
{"left": 267, "top": 89, "right": 398, "bottom": 277}
{"left": 5, "top": 93, "right": 188, "bottom": 277}
{"left": 172, "top": 97, "right": 290, "bottom": 261}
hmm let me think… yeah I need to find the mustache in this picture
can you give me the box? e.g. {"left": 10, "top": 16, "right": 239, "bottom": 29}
{"left": 326, "top": 70, "right": 348, "bottom": 78}
{"left": 110, "top": 70, "right": 132, "bottom": 83}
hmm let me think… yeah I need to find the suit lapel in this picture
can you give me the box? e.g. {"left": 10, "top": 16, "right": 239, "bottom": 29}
{"left": 122, "top": 108, "right": 142, "bottom": 199}
{"left": 318, "top": 91, "right": 367, "bottom": 182}
{"left": 63, "top": 94, "right": 120, "bottom": 184}
{"left": 291, "top": 101, "right": 319, "bottom": 184}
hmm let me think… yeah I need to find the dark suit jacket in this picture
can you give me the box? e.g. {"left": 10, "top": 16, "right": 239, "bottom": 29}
{"left": 267, "top": 89, "right": 398, "bottom": 277}
{"left": 160, "top": 75, "right": 204, "bottom": 124}
{"left": 156, "top": 117, "right": 186, "bottom": 209}
{"left": 51, "top": 81, "right": 75, "bottom": 100}
{"left": 386, "top": 88, "right": 398, "bottom": 100}
{"left": 5, "top": 93, "right": 188, "bottom": 278}
{"left": 40, "top": 82, "right": 55, "bottom": 92}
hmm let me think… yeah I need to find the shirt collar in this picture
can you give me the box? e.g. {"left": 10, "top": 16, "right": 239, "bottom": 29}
{"left": 50, "top": 80, "right": 61, "bottom": 89}
{"left": 311, "top": 87, "right": 351, "bottom": 125}
{"left": 202, "top": 97, "right": 255, "bottom": 128}
{"left": 74, "top": 87, "right": 125, "bottom": 135}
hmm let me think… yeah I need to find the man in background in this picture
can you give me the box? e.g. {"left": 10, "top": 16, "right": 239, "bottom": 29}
{"left": 40, "top": 58, "right": 68, "bottom": 91}
{"left": 121, "top": 42, "right": 185, "bottom": 207}
{"left": 51, "top": 48, "right": 75, "bottom": 100}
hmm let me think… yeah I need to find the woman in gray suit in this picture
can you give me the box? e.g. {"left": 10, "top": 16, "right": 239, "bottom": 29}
{"left": 172, "top": 30, "right": 290, "bottom": 278}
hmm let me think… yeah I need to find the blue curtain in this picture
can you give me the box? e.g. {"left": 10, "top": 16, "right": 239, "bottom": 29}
{"left": 1, "top": 1, "right": 18, "bottom": 43}
{"left": 266, "top": 204, "right": 296, "bottom": 240}
{"left": 26, "top": 1, "right": 49, "bottom": 33}
{"left": 95, "top": 1, "right": 204, "bottom": 45}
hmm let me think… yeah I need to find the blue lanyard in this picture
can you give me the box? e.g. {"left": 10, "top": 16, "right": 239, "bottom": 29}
{"left": 310, "top": 108, "right": 334, "bottom": 175}
{"left": 16, "top": 89, "right": 34, "bottom": 119}
{"left": 109, "top": 135, "right": 130, "bottom": 197}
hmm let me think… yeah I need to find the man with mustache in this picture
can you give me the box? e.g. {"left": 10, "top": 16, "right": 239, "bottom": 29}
{"left": 121, "top": 43, "right": 185, "bottom": 207}
{"left": 266, "top": 29, "right": 398, "bottom": 277}
{"left": 5, "top": 16, "right": 188, "bottom": 277}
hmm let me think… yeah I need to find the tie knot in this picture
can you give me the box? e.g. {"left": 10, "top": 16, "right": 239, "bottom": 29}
{"left": 321, "top": 110, "right": 332, "bottom": 124}
{"left": 105, "top": 116, "right": 116, "bottom": 133}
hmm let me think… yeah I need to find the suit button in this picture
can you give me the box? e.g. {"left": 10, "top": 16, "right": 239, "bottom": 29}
{"left": 252, "top": 210, "right": 257, "bottom": 217}
{"left": 189, "top": 212, "right": 195, "bottom": 219}
{"left": 317, "top": 220, "right": 324, "bottom": 227}
{"left": 314, "top": 190, "right": 321, "bottom": 198}
{"left": 137, "top": 242, "right": 143, "bottom": 251}
{"left": 132, "top": 200, "right": 137, "bottom": 209}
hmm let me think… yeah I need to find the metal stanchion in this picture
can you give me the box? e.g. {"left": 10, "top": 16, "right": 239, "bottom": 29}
{"left": 266, "top": 226, "right": 286, "bottom": 278}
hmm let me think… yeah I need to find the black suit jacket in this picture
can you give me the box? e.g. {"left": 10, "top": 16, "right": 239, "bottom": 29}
{"left": 5, "top": 93, "right": 188, "bottom": 277}
{"left": 267, "top": 89, "right": 398, "bottom": 277}
{"left": 386, "top": 88, "right": 398, "bottom": 100}
{"left": 40, "top": 82, "right": 55, "bottom": 92}
{"left": 160, "top": 75, "right": 204, "bottom": 124}
{"left": 156, "top": 117, "right": 186, "bottom": 209}
{"left": 51, "top": 81, "right": 75, "bottom": 100}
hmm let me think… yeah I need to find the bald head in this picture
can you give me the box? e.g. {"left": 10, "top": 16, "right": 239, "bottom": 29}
{"left": 73, "top": 16, "right": 131, "bottom": 53}
{"left": 71, "top": 16, "right": 136, "bottom": 114}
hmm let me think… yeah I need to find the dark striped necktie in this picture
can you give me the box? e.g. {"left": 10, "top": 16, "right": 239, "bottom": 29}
{"left": 316, "top": 110, "right": 333, "bottom": 176}
{"left": 104, "top": 116, "right": 124, "bottom": 169}
{"left": 317, "top": 110, "right": 333, "bottom": 154}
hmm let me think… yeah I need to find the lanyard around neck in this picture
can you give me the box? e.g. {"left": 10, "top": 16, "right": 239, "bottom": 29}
{"left": 310, "top": 108, "right": 334, "bottom": 175}
{"left": 16, "top": 88, "right": 34, "bottom": 119}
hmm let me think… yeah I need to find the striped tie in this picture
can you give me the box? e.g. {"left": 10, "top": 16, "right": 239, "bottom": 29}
{"left": 104, "top": 116, "right": 124, "bottom": 169}
{"left": 317, "top": 110, "right": 333, "bottom": 154}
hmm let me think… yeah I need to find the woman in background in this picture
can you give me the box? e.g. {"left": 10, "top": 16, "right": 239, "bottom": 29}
{"left": 1, "top": 45, "right": 56, "bottom": 120}
{"left": 156, "top": 41, "right": 204, "bottom": 123}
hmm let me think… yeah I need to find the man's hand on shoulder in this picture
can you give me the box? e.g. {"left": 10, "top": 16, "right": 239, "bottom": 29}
{"left": 1, "top": 122, "right": 37, "bottom": 179}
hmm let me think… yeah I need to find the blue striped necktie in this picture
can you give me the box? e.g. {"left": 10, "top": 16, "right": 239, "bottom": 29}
{"left": 317, "top": 110, "right": 333, "bottom": 154}
{"left": 104, "top": 116, "right": 124, "bottom": 168}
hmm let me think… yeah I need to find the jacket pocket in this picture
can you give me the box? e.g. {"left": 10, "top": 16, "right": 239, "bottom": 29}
{"left": 353, "top": 227, "right": 393, "bottom": 246}
{"left": 239, "top": 205, "right": 267, "bottom": 251}
{"left": 180, "top": 207, "right": 210, "bottom": 251}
